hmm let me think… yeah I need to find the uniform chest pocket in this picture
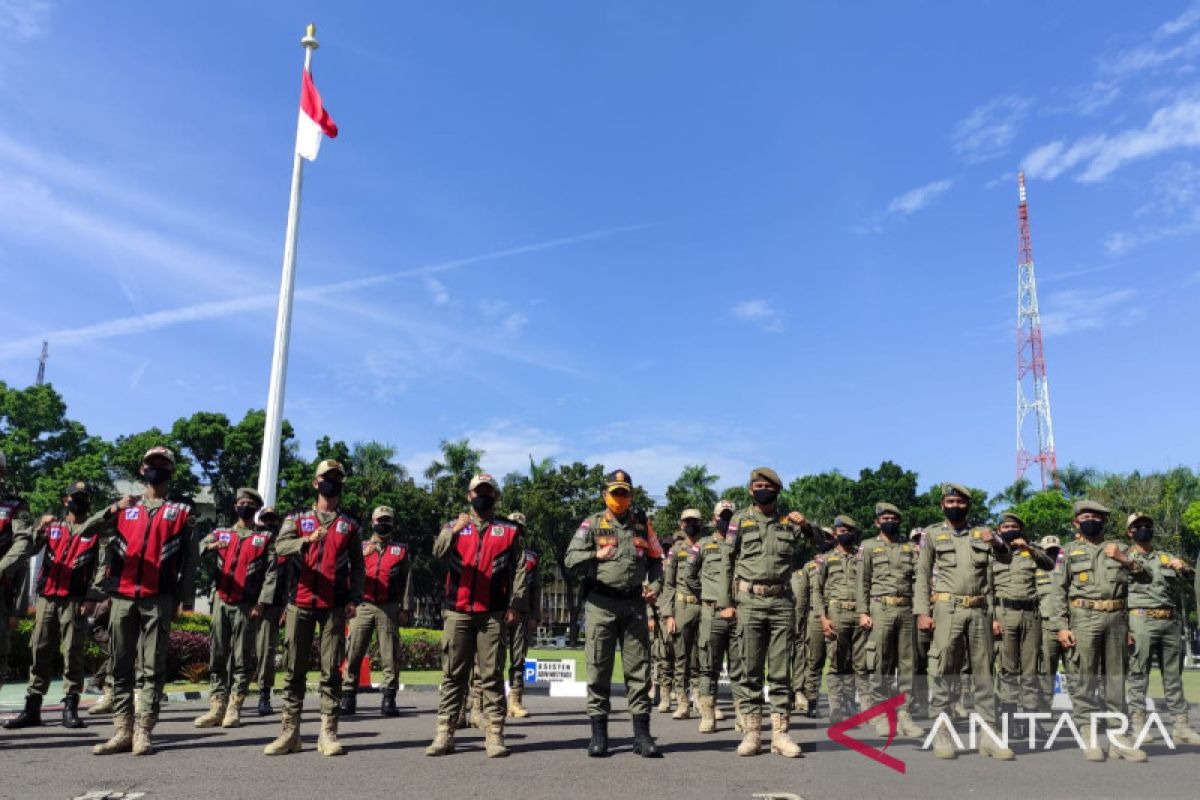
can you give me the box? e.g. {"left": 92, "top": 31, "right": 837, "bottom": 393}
{"left": 934, "top": 545, "right": 956, "bottom": 568}
{"left": 969, "top": 542, "right": 990, "bottom": 565}
{"left": 1105, "top": 563, "right": 1127, "bottom": 584}
{"left": 770, "top": 527, "right": 796, "bottom": 556}
{"left": 738, "top": 527, "right": 765, "bottom": 558}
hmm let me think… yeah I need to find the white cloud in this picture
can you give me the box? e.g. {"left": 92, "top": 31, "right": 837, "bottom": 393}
{"left": 1039, "top": 288, "right": 1141, "bottom": 336}
{"left": 1022, "top": 99, "right": 1200, "bottom": 182}
{"left": 501, "top": 312, "right": 528, "bottom": 334}
{"left": 730, "top": 299, "right": 784, "bottom": 333}
{"left": 951, "top": 96, "right": 1030, "bottom": 163}
{"left": 402, "top": 420, "right": 565, "bottom": 483}
{"left": 1103, "top": 206, "right": 1200, "bottom": 256}
{"left": 0, "top": 0, "right": 51, "bottom": 39}
{"left": 424, "top": 277, "right": 450, "bottom": 306}
{"left": 886, "top": 179, "right": 954, "bottom": 216}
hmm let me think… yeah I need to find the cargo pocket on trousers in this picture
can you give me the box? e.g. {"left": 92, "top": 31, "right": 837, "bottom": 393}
{"left": 926, "top": 642, "right": 943, "bottom": 677}
{"left": 864, "top": 638, "right": 878, "bottom": 672}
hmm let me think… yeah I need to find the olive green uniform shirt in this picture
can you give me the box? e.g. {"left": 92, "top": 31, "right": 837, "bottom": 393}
{"left": 855, "top": 534, "right": 918, "bottom": 609}
{"left": 565, "top": 509, "right": 664, "bottom": 595}
{"left": 914, "top": 521, "right": 1008, "bottom": 617}
{"left": 719, "top": 506, "right": 803, "bottom": 608}
{"left": 1046, "top": 538, "right": 1149, "bottom": 631}
{"left": 1127, "top": 547, "right": 1193, "bottom": 609}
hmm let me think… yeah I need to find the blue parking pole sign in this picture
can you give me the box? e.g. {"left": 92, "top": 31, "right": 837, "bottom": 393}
{"left": 1053, "top": 673, "right": 1062, "bottom": 694}
{"left": 524, "top": 659, "right": 538, "bottom": 684}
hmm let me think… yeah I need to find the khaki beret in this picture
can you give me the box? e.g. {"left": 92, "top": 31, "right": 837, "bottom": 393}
{"left": 713, "top": 499, "right": 736, "bottom": 517}
{"left": 1038, "top": 535, "right": 1061, "bottom": 550}
{"left": 315, "top": 459, "right": 344, "bottom": 479}
{"left": 833, "top": 514, "right": 858, "bottom": 531}
{"left": 508, "top": 512, "right": 527, "bottom": 527}
{"left": 999, "top": 511, "right": 1025, "bottom": 528}
{"left": 680, "top": 508, "right": 702, "bottom": 522}
{"left": 941, "top": 482, "right": 972, "bottom": 500}
{"left": 236, "top": 487, "right": 264, "bottom": 506}
{"left": 1125, "top": 512, "right": 1152, "bottom": 528}
{"left": 468, "top": 473, "right": 499, "bottom": 493}
{"left": 874, "top": 502, "right": 901, "bottom": 518}
{"left": 749, "top": 467, "right": 782, "bottom": 489}
{"left": 371, "top": 505, "right": 395, "bottom": 521}
{"left": 1072, "top": 499, "right": 1110, "bottom": 517}
{"left": 142, "top": 445, "right": 176, "bottom": 466}
{"left": 64, "top": 480, "right": 92, "bottom": 497}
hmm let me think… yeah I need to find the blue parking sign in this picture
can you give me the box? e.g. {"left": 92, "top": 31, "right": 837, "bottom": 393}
{"left": 524, "top": 659, "right": 537, "bottom": 684}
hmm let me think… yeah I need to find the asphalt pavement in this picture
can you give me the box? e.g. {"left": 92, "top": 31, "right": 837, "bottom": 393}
{"left": 1, "top": 691, "right": 1197, "bottom": 800}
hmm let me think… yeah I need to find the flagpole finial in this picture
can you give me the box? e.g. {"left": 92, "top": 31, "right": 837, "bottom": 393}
{"left": 302, "top": 23, "right": 319, "bottom": 50}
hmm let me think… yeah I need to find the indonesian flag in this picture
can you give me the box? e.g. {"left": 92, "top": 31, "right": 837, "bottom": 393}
{"left": 296, "top": 68, "right": 338, "bottom": 161}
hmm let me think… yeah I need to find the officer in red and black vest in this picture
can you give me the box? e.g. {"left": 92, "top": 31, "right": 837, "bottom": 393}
{"left": 253, "top": 505, "right": 286, "bottom": 716}
{"left": 4, "top": 481, "right": 103, "bottom": 730}
{"left": 83, "top": 446, "right": 197, "bottom": 757}
{"left": 263, "top": 459, "right": 364, "bottom": 757}
{"left": 425, "top": 473, "right": 529, "bottom": 759}
{"left": 0, "top": 449, "right": 36, "bottom": 690}
{"left": 342, "top": 505, "right": 412, "bottom": 717}
{"left": 504, "top": 512, "right": 541, "bottom": 719}
{"left": 193, "top": 487, "right": 273, "bottom": 730}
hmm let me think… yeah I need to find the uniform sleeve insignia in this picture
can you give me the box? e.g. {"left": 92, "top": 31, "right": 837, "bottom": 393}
{"left": 390, "top": 545, "right": 403, "bottom": 556}
{"left": 218, "top": 531, "right": 232, "bottom": 543}
{"left": 125, "top": 508, "right": 140, "bottom": 520}
{"left": 1160, "top": 554, "right": 1171, "bottom": 565}
{"left": 1019, "top": 551, "right": 1031, "bottom": 558}
{"left": 164, "top": 508, "right": 178, "bottom": 521}
{"left": 252, "top": 535, "right": 266, "bottom": 547}
{"left": 1078, "top": 572, "right": 1089, "bottom": 582}
{"left": 301, "top": 519, "right": 316, "bottom": 533}
{"left": 336, "top": 521, "right": 349, "bottom": 533}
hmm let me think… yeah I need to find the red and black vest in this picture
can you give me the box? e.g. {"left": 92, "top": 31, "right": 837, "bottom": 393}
{"left": 289, "top": 510, "right": 358, "bottom": 610}
{"left": 443, "top": 517, "right": 520, "bottom": 613}
{"left": 0, "top": 498, "right": 25, "bottom": 588}
{"left": 36, "top": 521, "right": 101, "bottom": 599}
{"left": 363, "top": 540, "right": 409, "bottom": 604}
{"left": 212, "top": 527, "right": 273, "bottom": 605}
{"left": 108, "top": 501, "right": 192, "bottom": 599}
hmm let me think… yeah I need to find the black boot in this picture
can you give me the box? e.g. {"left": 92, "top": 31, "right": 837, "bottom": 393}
{"left": 587, "top": 716, "right": 609, "bottom": 757}
{"left": 381, "top": 688, "right": 400, "bottom": 718}
{"left": 631, "top": 713, "right": 662, "bottom": 758}
{"left": 256, "top": 689, "right": 273, "bottom": 716}
{"left": 805, "top": 696, "right": 821, "bottom": 719}
{"left": 340, "top": 690, "right": 357, "bottom": 716}
{"left": 4, "top": 694, "right": 42, "bottom": 729}
{"left": 62, "top": 694, "right": 85, "bottom": 729}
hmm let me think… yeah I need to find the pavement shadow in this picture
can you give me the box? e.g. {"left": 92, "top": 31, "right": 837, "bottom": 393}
{"left": 508, "top": 736, "right": 590, "bottom": 755}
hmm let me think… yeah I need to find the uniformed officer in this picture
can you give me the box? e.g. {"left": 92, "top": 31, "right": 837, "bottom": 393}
{"left": 1123, "top": 512, "right": 1199, "bottom": 744}
{"left": 691, "top": 500, "right": 740, "bottom": 733}
{"left": 194, "top": 487, "right": 273, "bottom": 729}
{"left": 264, "top": 459, "right": 365, "bottom": 757}
{"left": 5, "top": 481, "right": 103, "bottom": 729}
{"left": 564, "top": 469, "right": 663, "bottom": 758}
{"left": 909, "top": 526, "right": 931, "bottom": 719}
{"left": 1048, "top": 499, "right": 1150, "bottom": 762}
{"left": 1034, "top": 535, "right": 1068, "bottom": 719}
{"left": 253, "top": 506, "right": 285, "bottom": 716}
{"left": 721, "top": 467, "right": 805, "bottom": 758}
{"left": 0, "top": 449, "right": 35, "bottom": 689}
{"left": 914, "top": 483, "right": 1013, "bottom": 760}
{"left": 648, "top": 534, "right": 675, "bottom": 714}
{"left": 342, "top": 505, "right": 412, "bottom": 718}
{"left": 856, "top": 502, "right": 923, "bottom": 738}
{"left": 425, "top": 474, "right": 528, "bottom": 758}
{"left": 798, "top": 527, "right": 834, "bottom": 719}
{"left": 504, "top": 512, "right": 541, "bottom": 719}
{"left": 662, "top": 508, "right": 704, "bottom": 720}
{"left": 991, "top": 511, "right": 1054, "bottom": 739}
{"left": 83, "top": 446, "right": 198, "bottom": 756}
{"left": 818, "top": 514, "right": 868, "bottom": 724}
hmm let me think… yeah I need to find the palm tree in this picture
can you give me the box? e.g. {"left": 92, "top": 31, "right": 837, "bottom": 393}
{"left": 350, "top": 441, "right": 409, "bottom": 499}
{"left": 1053, "top": 463, "right": 1099, "bottom": 499}
{"left": 423, "top": 438, "right": 483, "bottom": 489}
{"left": 990, "top": 477, "right": 1034, "bottom": 510}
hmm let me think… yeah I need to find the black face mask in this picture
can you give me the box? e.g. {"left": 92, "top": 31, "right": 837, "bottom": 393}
{"left": 1079, "top": 519, "right": 1104, "bottom": 538}
{"left": 471, "top": 494, "right": 496, "bottom": 514}
{"left": 752, "top": 488, "right": 779, "bottom": 506}
{"left": 683, "top": 523, "right": 700, "bottom": 537}
{"left": 317, "top": 480, "right": 343, "bottom": 498}
{"left": 943, "top": 506, "right": 969, "bottom": 525}
{"left": 1131, "top": 526, "right": 1153, "bottom": 543}
{"left": 372, "top": 523, "right": 393, "bottom": 537}
{"left": 836, "top": 532, "right": 858, "bottom": 547}
{"left": 142, "top": 466, "right": 171, "bottom": 486}
{"left": 66, "top": 498, "right": 90, "bottom": 517}
{"left": 879, "top": 521, "right": 900, "bottom": 537}
{"left": 234, "top": 505, "right": 257, "bottom": 522}
{"left": 715, "top": 518, "right": 730, "bottom": 534}
{"left": 1000, "top": 529, "right": 1023, "bottom": 542}
{"left": 817, "top": 538, "right": 837, "bottom": 553}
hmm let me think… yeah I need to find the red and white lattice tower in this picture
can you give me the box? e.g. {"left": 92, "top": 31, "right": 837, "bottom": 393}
{"left": 1015, "top": 172, "right": 1057, "bottom": 488}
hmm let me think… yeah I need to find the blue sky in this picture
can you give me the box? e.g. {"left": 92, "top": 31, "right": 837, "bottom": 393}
{"left": 2, "top": 2, "right": 1198, "bottom": 497}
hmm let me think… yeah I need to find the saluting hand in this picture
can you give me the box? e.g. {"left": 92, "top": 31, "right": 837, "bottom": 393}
{"left": 787, "top": 511, "right": 807, "bottom": 527}
{"left": 451, "top": 513, "right": 471, "bottom": 534}
{"left": 596, "top": 544, "right": 618, "bottom": 562}
{"left": 38, "top": 513, "right": 55, "bottom": 530}
{"left": 979, "top": 528, "right": 995, "bottom": 545}
{"left": 117, "top": 495, "right": 138, "bottom": 511}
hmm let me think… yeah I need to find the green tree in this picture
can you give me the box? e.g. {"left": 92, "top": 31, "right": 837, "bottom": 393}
{"left": 656, "top": 464, "right": 719, "bottom": 533}
{"left": 1008, "top": 490, "right": 1074, "bottom": 542}
{"left": 991, "top": 477, "right": 1035, "bottom": 510}
{"left": 1053, "top": 463, "right": 1099, "bottom": 499}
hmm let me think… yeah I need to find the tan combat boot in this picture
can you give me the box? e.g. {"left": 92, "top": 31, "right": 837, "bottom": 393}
{"left": 737, "top": 714, "right": 762, "bottom": 756}
{"left": 425, "top": 715, "right": 456, "bottom": 756}
{"left": 1172, "top": 718, "right": 1200, "bottom": 745}
{"left": 1107, "top": 729, "right": 1147, "bottom": 762}
{"left": 713, "top": 703, "right": 726, "bottom": 721}
{"left": 896, "top": 709, "right": 924, "bottom": 739}
{"left": 978, "top": 732, "right": 1015, "bottom": 761}
{"left": 316, "top": 714, "right": 346, "bottom": 756}
{"left": 656, "top": 683, "right": 673, "bottom": 713}
{"left": 88, "top": 688, "right": 115, "bottom": 715}
{"left": 132, "top": 714, "right": 157, "bottom": 756}
{"left": 507, "top": 686, "right": 530, "bottom": 718}
{"left": 698, "top": 695, "right": 716, "bottom": 734}
{"left": 222, "top": 693, "right": 245, "bottom": 728}
{"left": 469, "top": 695, "right": 485, "bottom": 730}
{"left": 1079, "top": 724, "right": 1104, "bottom": 762}
{"left": 672, "top": 690, "right": 691, "bottom": 720}
{"left": 873, "top": 715, "right": 891, "bottom": 737}
{"left": 263, "top": 710, "right": 302, "bottom": 755}
{"left": 193, "top": 694, "right": 227, "bottom": 728}
{"left": 485, "top": 719, "right": 510, "bottom": 758}
{"left": 932, "top": 728, "right": 957, "bottom": 759}
{"left": 770, "top": 713, "right": 803, "bottom": 758}
{"left": 92, "top": 713, "right": 134, "bottom": 755}
{"left": 733, "top": 710, "right": 745, "bottom": 733}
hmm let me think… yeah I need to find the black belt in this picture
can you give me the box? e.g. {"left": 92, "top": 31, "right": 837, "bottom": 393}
{"left": 997, "top": 598, "right": 1038, "bottom": 611}
{"left": 588, "top": 582, "right": 642, "bottom": 602}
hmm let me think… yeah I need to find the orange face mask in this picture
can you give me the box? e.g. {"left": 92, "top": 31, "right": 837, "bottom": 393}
{"left": 605, "top": 494, "right": 632, "bottom": 516}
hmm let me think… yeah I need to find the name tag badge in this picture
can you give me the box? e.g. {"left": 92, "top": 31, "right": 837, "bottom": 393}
{"left": 336, "top": 521, "right": 348, "bottom": 534}
{"left": 50, "top": 529, "right": 62, "bottom": 540}
{"left": 390, "top": 545, "right": 402, "bottom": 556}
{"left": 218, "top": 532, "right": 232, "bottom": 544}
{"left": 125, "top": 508, "right": 140, "bottom": 521}
{"left": 164, "top": 507, "right": 178, "bottom": 521}
{"left": 252, "top": 536, "right": 265, "bottom": 547}
{"left": 301, "top": 519, "right": 316, "bottom": 533}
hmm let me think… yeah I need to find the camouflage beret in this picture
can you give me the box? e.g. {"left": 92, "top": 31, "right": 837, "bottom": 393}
{"left": 371, "top": 505, "right": 395, "bottom": 521}
{"left": 1072, "top": 499, "right": 1110, "bottom": 517}
{"left": 713, "top": 499, "right": 736, "bottom": 517}
{"left": 1125, "top": 512, "right": 1152, "bottom": 528}
{"left": 236, "top": 487, "right": 264, "bottom": 506}
{"left": 315, "top": 459, "right": 344, "bottom": 479}
{"left": 874, "top": 502, "right": 901, "bottom": 518}
{"left": 64, "top": 480, "right": 92, "bottom": 497}
{"left": 833, "top": 514, "right": 859, "bottom": 531}
{"left": 468, "top": 473, "right": 499, "bottom": 493}
{"left": 1038, "top": 535, "right": 1061, "bottom": 550}
{"left": 142, "top": 445, "right": 176, "bottom": 466}
{"left": 680, "top": 508, "right": 703, "bottom": 522}
{"left": 999, "top": 511, "right": 1025, "bottom": 528}
{"left": 941, "top": 482, "right": 972, "bottom": 501}
{"left": 749, "top": 467, "right": 782, "bottom": 489}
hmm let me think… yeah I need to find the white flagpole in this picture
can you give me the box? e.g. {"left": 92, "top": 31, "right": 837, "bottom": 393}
{"left": 258, "top": 23, "right": 320, "bottom": 507}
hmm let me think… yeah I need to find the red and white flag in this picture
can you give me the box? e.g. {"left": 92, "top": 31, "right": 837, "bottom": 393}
{"left": 296, "top": 68, "right": 338, "bottom": 161}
